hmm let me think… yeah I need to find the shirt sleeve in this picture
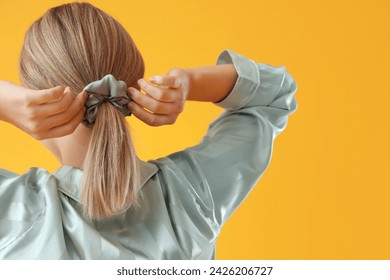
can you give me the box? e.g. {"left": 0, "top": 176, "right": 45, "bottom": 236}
{"left": 155, "top": 49, "right": 298, "bottom": 228}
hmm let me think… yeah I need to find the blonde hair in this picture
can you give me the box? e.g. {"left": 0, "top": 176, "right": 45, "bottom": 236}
{"left": 19, "top": 2, "right": 143, "bottom": 219}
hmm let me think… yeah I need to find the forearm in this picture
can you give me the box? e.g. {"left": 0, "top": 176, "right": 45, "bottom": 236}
{"left": 184, "top": 64, "right": 237, "bottom": 103}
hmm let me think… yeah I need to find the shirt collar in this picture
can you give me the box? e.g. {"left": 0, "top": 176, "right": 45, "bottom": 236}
{"left": 53, "top": 157, "right": 159, "bottom": 202}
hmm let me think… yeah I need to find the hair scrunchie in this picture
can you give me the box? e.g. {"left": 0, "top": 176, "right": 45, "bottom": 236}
{"left": 82, "top": 74, "right": 131, "bottom": 128}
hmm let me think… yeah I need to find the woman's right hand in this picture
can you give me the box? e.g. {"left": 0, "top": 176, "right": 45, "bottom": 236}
{"left": 127, "top": 68, "right": 190, "bottom": 126}
{"left": 0, "top": 81, "right": 87, "bottom": 140}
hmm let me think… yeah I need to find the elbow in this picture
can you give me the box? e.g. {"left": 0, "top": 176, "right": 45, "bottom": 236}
{"left": 283, "top": 70, "right": 298, "bottom": 113}
{"left": 267, "top": 69, "right": 298, "bottom": 116}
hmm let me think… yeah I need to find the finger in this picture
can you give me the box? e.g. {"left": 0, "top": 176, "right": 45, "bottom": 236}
{"left": 128, "top": 101, "right": 177, "bottom": 127}
{"left": 35, "top": 87, "right": 74, "bottom": 117}
{"left": 73, "top": 90, "right": 88, "bottom": 110}
{"left": 128, "top": 87, "right": 180, "bottom": 114}
{"left": 77, "top": 90, "right": 89, "bottom": 105}
{"left": 149, "top": 75, "right": 180, "bottom": 88}
{"left": 46, "top": 106, "right": 85, "bottom": 138}
{"left": 43, "top": 90, "right": 87, "bottom": 129}
{"left": 32, "top": 86, "right": 66, "bottom": 104}
{"left": 137, "top": 79, "right": 177, "bottom": 102}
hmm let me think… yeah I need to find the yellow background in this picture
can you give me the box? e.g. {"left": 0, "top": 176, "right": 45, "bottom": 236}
{"left": 0, "top": 0, "right": 389, "bottom": 259}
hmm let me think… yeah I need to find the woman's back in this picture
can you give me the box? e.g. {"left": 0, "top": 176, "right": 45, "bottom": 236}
{"left": 0, "top": 2, "right": 297, "bottom": 259}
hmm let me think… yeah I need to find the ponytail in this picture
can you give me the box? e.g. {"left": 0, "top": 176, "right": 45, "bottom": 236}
{"left": 80, "top": 102, "right": 140, "bottom": 219}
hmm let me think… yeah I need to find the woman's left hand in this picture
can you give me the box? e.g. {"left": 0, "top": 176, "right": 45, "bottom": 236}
{"left": 127, "top": 68, "right": 190, "bottom": 126}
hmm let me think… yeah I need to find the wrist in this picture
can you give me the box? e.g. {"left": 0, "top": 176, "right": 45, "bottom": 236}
{"left": 182, "top": 68, "right": 198, "bottom": 102}
{"left": 0, "top": 81, "right": 10, "bottom": 122}
{"left": 0, "top": 81, "right": 23, "bottom": 125}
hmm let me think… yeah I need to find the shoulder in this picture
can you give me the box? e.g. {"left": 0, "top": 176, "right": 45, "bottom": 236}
{"left": 0, "top": 167, "right": 54, "bottom": 195}
{"left": 0, "top": 167, "right": 57, "bottom": 213}
{"left": 0, "top": 167, "right": 55, "bottom": 255}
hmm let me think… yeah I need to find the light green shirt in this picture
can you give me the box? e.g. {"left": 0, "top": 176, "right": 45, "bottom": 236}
{"left": 0, "top": 49, "right": 297, "bottom": 259}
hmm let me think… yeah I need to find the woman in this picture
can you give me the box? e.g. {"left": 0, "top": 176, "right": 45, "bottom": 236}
{"left": 0, "top": 2, "right": 297, "bottom": 259}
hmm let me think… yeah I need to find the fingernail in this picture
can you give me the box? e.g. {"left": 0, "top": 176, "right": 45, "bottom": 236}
{"left": 149, "top": 76, "right": 157, "bottom": 82}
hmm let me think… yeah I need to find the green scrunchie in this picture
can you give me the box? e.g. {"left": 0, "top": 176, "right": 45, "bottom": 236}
{"left": 82, "top": 74, "right": 131, "bottom": 128}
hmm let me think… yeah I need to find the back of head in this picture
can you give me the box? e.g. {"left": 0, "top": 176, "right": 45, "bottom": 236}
{"left": 19, "top": 2, "right": 144, "bottom": 219}
{"left": 19, "top": 2, "right": 144, "bottom": 92}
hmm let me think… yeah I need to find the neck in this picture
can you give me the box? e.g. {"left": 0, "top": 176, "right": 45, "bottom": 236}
{"left": 42, "top": 124, "right": 92, "bottom": 169}
{"left": 62, "top": 125, "right": 92, "bottom": 168}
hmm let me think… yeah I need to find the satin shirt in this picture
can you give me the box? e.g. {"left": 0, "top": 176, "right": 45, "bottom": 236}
{"left": 0, "top": 49, "right": 297, "bottom": 259}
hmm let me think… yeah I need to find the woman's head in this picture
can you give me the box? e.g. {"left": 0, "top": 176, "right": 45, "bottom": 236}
{"left": 19, "top": 2, "right": 143, "bottom": 219}
{"left": 19, "top": 2, "right": 144, "bottom": 92}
